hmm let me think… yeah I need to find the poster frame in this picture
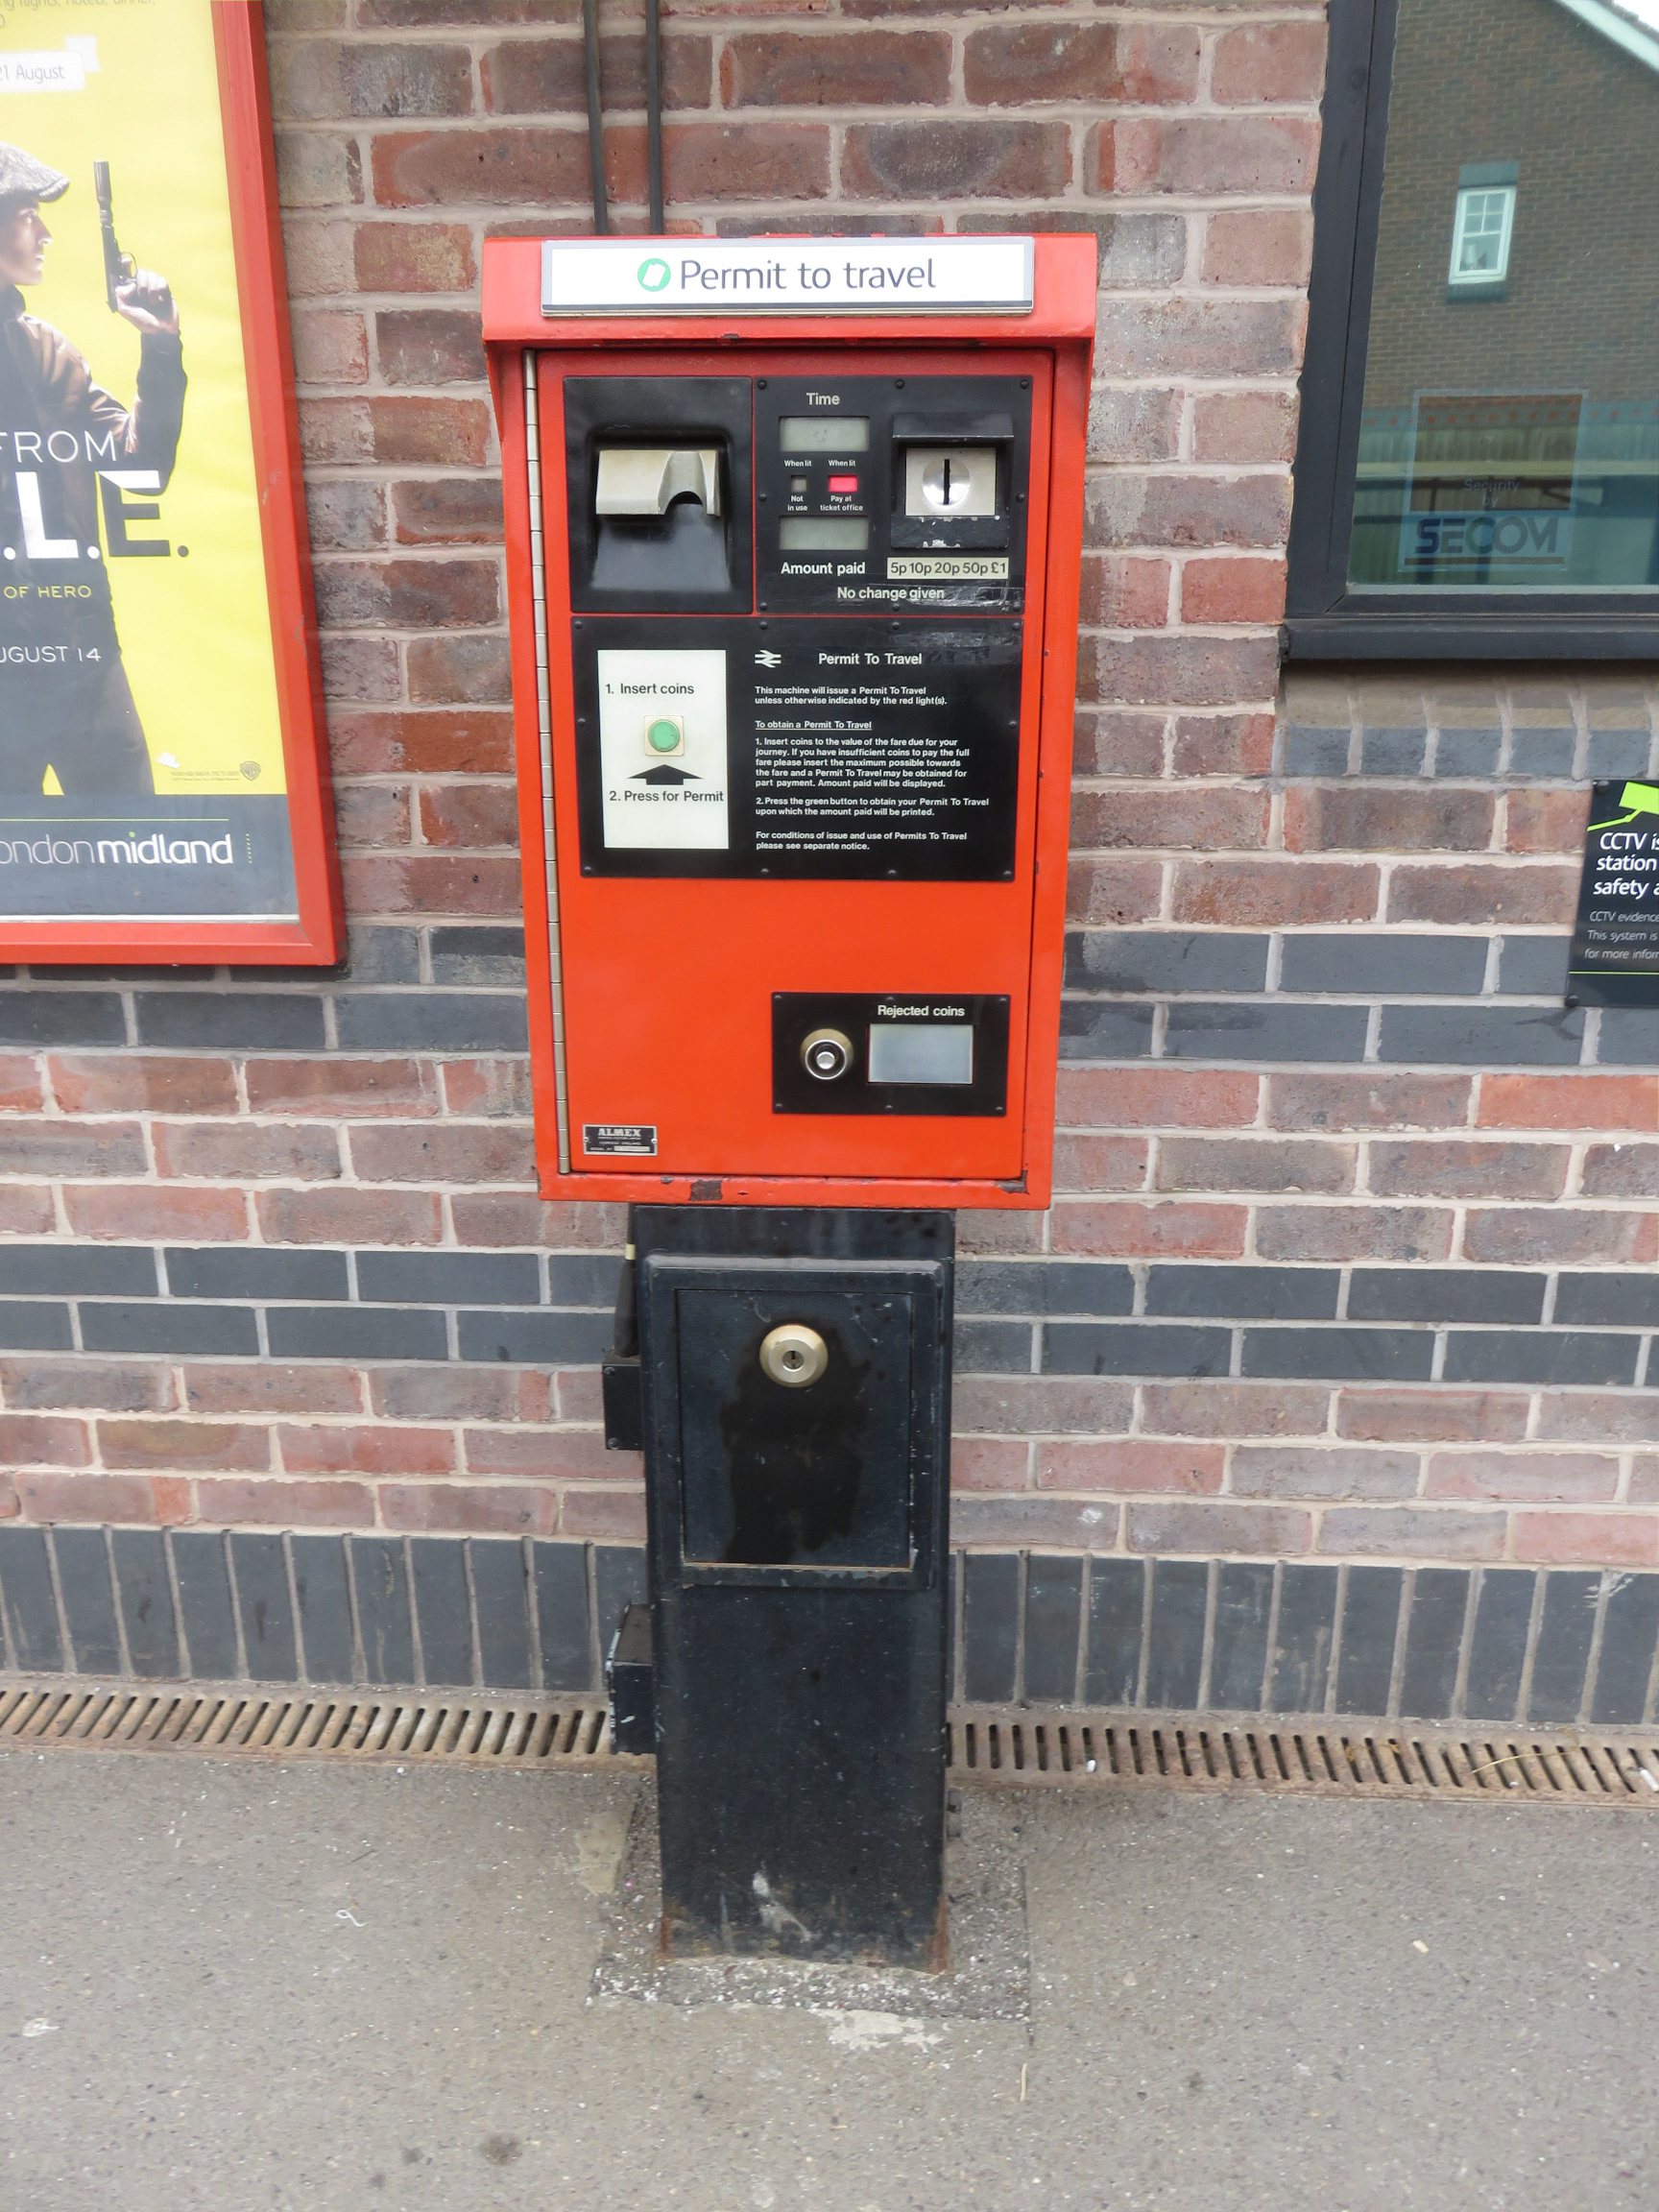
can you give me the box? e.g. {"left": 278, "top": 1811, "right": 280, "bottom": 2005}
{"left": 0, "top": 0, "right": 343, "bottom": 967}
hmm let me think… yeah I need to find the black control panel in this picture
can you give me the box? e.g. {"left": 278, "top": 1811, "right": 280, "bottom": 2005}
{"left": 755, "top": 376, "right": 1031, "bottom": 614}
{"left": 772, "top": 994, "right": 1011, "bottom": 1117}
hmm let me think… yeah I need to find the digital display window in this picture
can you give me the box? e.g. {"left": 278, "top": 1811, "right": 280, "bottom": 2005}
{"left": 779, "top": 519, "right": 871, "bottom": 552}
{"left": 780, "top": 417, "right": 870, "bottom": 455}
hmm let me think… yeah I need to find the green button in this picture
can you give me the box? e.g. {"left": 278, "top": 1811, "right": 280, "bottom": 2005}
{"left": 646, "top": 717, "right": 682, "bottom": 754}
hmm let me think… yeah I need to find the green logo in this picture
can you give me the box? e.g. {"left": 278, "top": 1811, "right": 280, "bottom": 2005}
{"left": 637, "top": 256, "right": 672, "bottom": 293}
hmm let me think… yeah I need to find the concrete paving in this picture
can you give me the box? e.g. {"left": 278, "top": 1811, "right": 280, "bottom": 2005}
{"left": 0, "top": 1749, "right": 1654, "bottom": 2211}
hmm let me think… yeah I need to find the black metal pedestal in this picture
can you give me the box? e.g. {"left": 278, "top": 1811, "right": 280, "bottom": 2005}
{"left": 625, "top": 1205, "right": 953, "bottom": 1969}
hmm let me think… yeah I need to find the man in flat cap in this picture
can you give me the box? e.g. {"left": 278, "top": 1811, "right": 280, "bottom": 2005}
{"left": 0, "top": 141, "right": 184, "bottom": 796}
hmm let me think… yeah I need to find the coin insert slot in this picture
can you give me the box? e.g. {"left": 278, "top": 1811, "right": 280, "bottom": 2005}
{"left": 903, "top": 446, "right": 998, "bottom": 520}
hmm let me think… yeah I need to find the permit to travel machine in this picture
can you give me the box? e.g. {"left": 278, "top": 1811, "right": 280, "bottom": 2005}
{"left": 484, "top": 234, "right": 1096, "bottom": 1971}
{"left": 483, "top": 232, "right": 1096, "bottom": 1214}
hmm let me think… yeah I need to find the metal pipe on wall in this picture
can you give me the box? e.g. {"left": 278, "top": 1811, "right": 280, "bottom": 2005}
{"left": 582, "top": 0, "right": 609, "bottom": 235}
{"left": 645, "top": 0, "right": 665, "bottom": 234}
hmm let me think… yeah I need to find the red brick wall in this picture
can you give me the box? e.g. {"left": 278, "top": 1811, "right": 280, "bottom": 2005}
{"left": 1, "top": 0, "right": 1656, "bottom": 1586}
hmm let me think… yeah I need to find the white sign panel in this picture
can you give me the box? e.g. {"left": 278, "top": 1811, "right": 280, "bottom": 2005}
{"left": 542, "top": 237, "right": 1034, "bottom": 318}
{"left": 597, "top": 649, "right": 730, "bottom": 851}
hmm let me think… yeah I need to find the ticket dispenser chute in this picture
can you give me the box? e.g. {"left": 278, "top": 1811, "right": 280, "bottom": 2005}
{"left": 484, "top": 234, "right": 1096, "bottom": 1968}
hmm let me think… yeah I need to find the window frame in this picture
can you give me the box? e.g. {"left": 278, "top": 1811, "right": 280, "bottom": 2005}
{"left": 1447, "top": 173, "right": 1517, "bottom": 294}
{"left": 1285, "top": 0, "right": 1659, "bottom": 662}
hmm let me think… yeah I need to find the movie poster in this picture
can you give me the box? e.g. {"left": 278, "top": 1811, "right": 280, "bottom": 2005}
{"left": 0, "top": 0, "right": 318, "bottom": 932}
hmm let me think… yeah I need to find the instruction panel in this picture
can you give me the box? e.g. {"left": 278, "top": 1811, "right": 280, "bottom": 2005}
{"left": 574, "top": 619, "right": 1022, "bottom": 880}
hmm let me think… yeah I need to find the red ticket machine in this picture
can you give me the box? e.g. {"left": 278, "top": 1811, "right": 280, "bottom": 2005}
{"left": 484, "top": 236, "right": 1096, "bottom": 1968}
{"left": 483, "top": 234, "right": 1096, "bottom": 1212}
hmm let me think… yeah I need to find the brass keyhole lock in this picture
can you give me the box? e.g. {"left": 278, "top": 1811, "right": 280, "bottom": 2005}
{"left": 758, "top": 1323, "right": 829, "bottom": 1389}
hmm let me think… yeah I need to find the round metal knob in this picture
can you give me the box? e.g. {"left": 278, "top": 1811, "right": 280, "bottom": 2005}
{"left": 801, "top": 1027, "right": 853, "bottom": 1081}
{"left": 758, "top": 1323, "right": 829, "bottom": 1389}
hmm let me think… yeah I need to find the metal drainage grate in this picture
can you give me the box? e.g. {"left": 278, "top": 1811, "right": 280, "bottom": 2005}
{"left": 2, "top": 1681, "right": 1658, "bottom": 1806}
{"left": 0, "top": 1681, "right": 640, "bottom": 1769}
{"left": 950, "top": 1706, "right": 1659, "bottom": 1807}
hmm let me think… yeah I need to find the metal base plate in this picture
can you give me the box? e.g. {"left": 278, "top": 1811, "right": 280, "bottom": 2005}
{"left": 591, "top": 1783, "right": 1030, "bottom": 2021}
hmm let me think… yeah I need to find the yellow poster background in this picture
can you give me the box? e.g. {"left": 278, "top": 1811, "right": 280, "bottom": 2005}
{"left": 1, "top": 0, "right": 287, "bottom": 796}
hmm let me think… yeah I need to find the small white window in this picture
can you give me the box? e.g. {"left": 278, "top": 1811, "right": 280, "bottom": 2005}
{"left": 1449, "top": 183, "right": 1516, "bottom": 287}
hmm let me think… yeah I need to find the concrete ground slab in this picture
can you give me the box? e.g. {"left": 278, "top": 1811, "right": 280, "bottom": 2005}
{"left": 0, "top": 1749, "right": 1654, "bottom": 2211}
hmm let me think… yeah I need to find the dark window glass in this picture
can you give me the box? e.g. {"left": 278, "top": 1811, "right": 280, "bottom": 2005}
{"left": 1287, "top": 0, "right": 1659, "bottom": 658}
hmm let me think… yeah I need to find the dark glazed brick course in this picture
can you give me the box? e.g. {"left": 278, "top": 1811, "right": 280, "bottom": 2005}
{"left": 1594, "top": 1576, "right": 1659, "bottom": 1724}
{"left": 428, "top": 926, "right": 526, "bottom": 985}
{"left": 1165, "top": 1002, "right": 1370, "bottom": 1062}
{"left": 1398, "top": 1568, "right": 1470, "bottom": 1720}
{"left": 962, "top": 1553, "right": 1021, "bottom": 1705}
{"left": 1083, "top": 1557, "right": 1145, "bottom": 1706}
{"left": 357, "top": 1252, "right": 541, "bottom": 1307}
{"left": 410, "top": 1536, "right": 472, "bottom": 1686}
{"left": 0, "top": 1528, "right": 62, "bottom": 1671}
{"left": 172, "top": 1531, "right": 239, "bottom": 1677}
{"left": 1555, "top": 1275, "right": 1659, "bottom": 1328}
{"left": 81, "top": 1305, "right": 260, "bottom": 1358}
{"left": 351, "top": 1536, "right": 415, "bottom": 1685}
{"left": 54, "top": 1528, "right": 123, "bottom": 1674}
{"left": 1378, "top": 1006, "right": 1586, "bottom": 1067}
{"left": 267, "top": 1307, "right": 448, "bottom": 1361}
{"left": 133, "top": 995, "right": 327, "bottom": 1050}
{"left": 1022, "top": 1556, "right": 1084, "bottom": 1705}
{"left": 1241, "top": 1329, "right": 1435, "bottom": 1382}
{"left": 1209, "top": 1560, "right": 1273, "bottom": 1711}
{"left": 1348, "top": 1270, "right": 1547, "bottom": 1325}
{"left": 1267, "top": 1562, "right": 1337, "bottom": 1712}
{"left": 1597, "top": 1011, "right": 1659, "bottom": 1067}
{"left": 1509, "top": 731, "right": 1576, "bottom": 781}
{"left": 231, "top": 1533, "right": 299, "bottom": 1683}
{"left": 1435, "top": 730, "right": 1503, "bottom": 777}
{"left": 1058, "top": 1001, "right": 1158, "bottom": 1061}
{"left": 0, "top": 1537, "right": 1649, "bottom": 1730}
{"left": 1065, "top": 932, "right": 1270, "bottom": 995}
{"left": 0, "top": 993, "right": 125, "bottom": 1046}
{"left": 545, "top": 1255, "right": 626, "bottom": 1307}
{"left": 533, "top": 1541, "right": 591, "bottom": 1694}
{"left": 1277, "top": 935, "right": 1488, "bottom": 997}
{"left": 1443, "top": 1333, "right": 1642, "bottom": 1388}
{"left": 959, "top": 1262, "right": 1134, "bottom": 1317}
{"left": 1333, "top": 1564, "right": 1404, "bottom": 1716}
{"left": 1463, "top": 1570, "right": 1535, "bottom": 1723}
{"left": 1283, "top": 725, "right": 1349, "bottom": 776}
{"left": 165, "top": 1250, "right": 350, "bottom": 1303}
{"left": 1145, "top": 1557, "right": 1209, "bottom": 1709}
{"left": 1527, "top": 1572, "right": 1599, "bottom": 1726}
{"left": 333, "top": 994, "right": 530, "bottom": 1052}
{"left": 0, "top": 1304, "right": 75, "bottom": 1351}
{"left": 957, "top": 1320, "right": 1036, "bottom": 1374}
{"left": 1145, "top": 1266, "right": 1338, "bottom": 1319}
{"left": 1044, "top": 1322, "right": 1231, "bottom": 1378}
{"left": 111, "top": 1530, "right": 178, "bottom": 1679}
{"left": 1358, "top": 730, "right": 1424, "bottom": 777}
{"left": 455, "top": 1310, "right": 613, "bottom": 1365}
{"left": 3, "top": 1247, "right": 158, "bottom": 1297}
{"left": 472, "top": 1539, "right": 533, "bottom": 1690}
{"left": 1497, "top": 937, "right": 1572, "bottom": 997}
{"left": 294, "top": 1535, "right": 355, "bottom": 1684}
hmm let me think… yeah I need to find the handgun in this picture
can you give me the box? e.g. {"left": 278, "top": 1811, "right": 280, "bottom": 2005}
{"left": 93, "top": 160, "right": 134, "bottom": 313}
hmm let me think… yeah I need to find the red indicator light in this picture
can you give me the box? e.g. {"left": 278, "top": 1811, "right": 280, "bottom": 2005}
{"left": 827, "top": 473, "right": 859, "bottom": 494}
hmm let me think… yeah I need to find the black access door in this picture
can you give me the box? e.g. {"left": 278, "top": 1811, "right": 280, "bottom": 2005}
{"left": 636, "top": 1208, "right": 952, "bottom": 1968}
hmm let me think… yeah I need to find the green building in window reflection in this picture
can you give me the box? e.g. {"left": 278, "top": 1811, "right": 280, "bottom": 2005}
{"left": 1352, "top": 0, "right": 1659, "bottom": 592}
